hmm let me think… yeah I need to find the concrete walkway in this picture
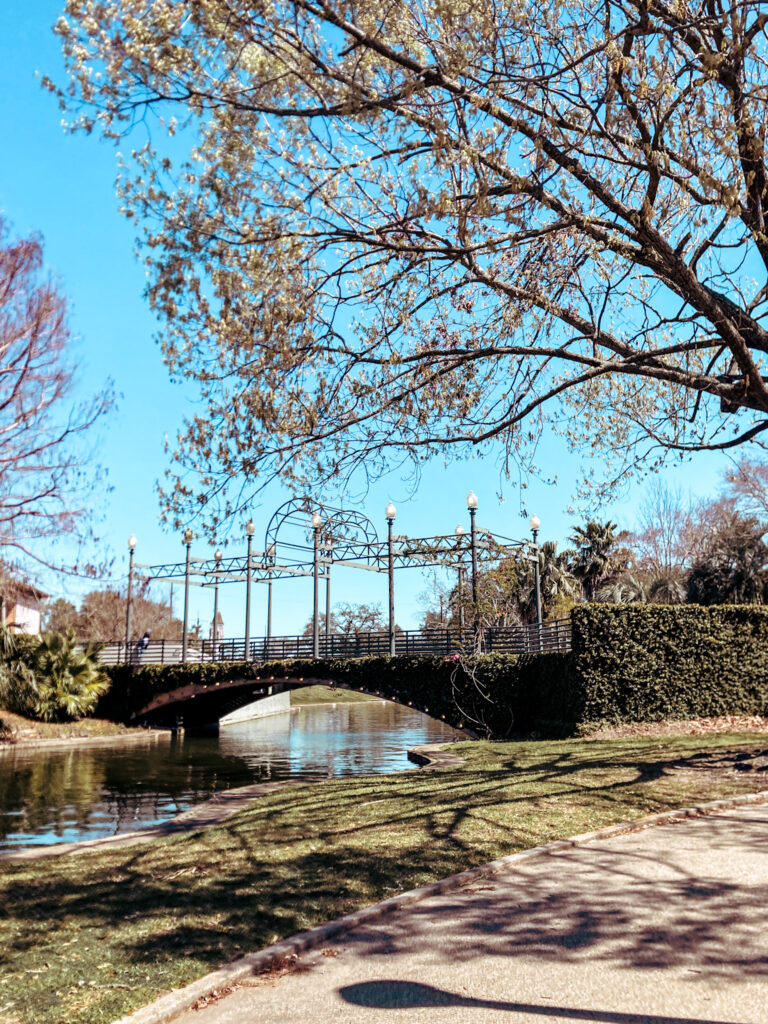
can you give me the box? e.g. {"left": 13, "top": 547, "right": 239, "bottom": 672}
{"left": 167, "top": 803, "right": 768, "bottom": 1024}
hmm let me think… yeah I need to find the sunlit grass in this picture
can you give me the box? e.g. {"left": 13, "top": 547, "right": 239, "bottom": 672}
{"left": 289, "top": 684, "right": 377, "bottom": 706}
{"left": 0, "top": 711, "right": 134, "bottom": 745}
{"left": 1, "top": 731, "right": 767, "bottom": 1023}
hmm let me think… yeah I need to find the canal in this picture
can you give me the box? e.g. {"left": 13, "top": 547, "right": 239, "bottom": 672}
{"left": 0, "top": 699, "right": 460, "bottom": 852}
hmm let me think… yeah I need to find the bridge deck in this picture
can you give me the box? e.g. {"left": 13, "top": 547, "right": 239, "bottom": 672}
{"left": 100, "top": 622, "right": 571, "bottom": 666}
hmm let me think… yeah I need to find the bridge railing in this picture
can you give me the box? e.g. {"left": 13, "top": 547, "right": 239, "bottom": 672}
{"left": 97, "top": 619, "right": 572, "bottom": 666}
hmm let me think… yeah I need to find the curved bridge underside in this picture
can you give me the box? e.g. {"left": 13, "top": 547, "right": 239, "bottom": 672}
{"left": 133, "top": 676, "right": 388, "bottom": 729}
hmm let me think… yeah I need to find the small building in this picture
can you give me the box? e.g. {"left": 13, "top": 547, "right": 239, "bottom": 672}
{"left": 210, "top": 610, "right": 224, "bottom": 641}
{"left": 1, "top": 579, "right": 49, "bottom": 635}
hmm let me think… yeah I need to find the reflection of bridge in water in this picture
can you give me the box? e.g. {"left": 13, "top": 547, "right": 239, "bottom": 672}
{"left": 101, "top": 620, "right": 571, "bottom": 667}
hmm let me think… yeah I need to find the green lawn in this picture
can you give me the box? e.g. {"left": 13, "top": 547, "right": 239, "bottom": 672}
{"left": 1, "top": 731, "right": 767, "bottom": 1024}
{"left": 289, "top": 683, "right": 378, "bottom": 705}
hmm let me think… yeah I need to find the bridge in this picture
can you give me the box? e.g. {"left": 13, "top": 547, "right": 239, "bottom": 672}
{"left": 101, "top": 620, "right": 571, "bottom": 733}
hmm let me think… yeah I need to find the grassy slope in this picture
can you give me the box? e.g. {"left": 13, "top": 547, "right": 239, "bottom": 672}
{"left": 1, "top": 731, "right": 767, "bottom": 1023}
{"left": 0, "top": 711, "right": 134, "bottom": 744}
{"left": 289, "top": 684, "right": 377, "bottom": 706}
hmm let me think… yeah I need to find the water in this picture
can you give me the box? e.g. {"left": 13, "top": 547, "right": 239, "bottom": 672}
{"left": 0, "top": 702, "right": 459, "bottom": 851}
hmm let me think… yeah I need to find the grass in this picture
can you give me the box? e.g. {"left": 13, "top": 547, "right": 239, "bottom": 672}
{"left": 289, "top": 684, "right": 377, "bottom": 706}
{"left": 0, "top": 711, "right": 135, "bottom": 745}
{"left": 1, "top": 730, "right": 767, "bottom": 1024}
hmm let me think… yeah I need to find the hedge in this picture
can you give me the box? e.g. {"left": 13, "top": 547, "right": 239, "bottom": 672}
{"left": 97, "top": 605, "right": 768, "bottom": 737}
{"left": 570, "top": 604, "right": 768, "bottom": 727}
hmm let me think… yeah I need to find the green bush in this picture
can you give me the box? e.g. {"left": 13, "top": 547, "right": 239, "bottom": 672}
{"left": 0, "top": 627, "right": 110, "bottom": 722}
{"left": 570, "top": 604, "right": 768, "bottom": 725}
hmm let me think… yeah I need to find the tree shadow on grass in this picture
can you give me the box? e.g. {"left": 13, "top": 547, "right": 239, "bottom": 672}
{"left": 1, "top": 744, "right": 768, "bottom": 1022}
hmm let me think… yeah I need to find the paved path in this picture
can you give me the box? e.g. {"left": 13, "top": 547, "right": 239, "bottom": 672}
{"left": 171, "top": 804, "right": 768, "bottom": 1024}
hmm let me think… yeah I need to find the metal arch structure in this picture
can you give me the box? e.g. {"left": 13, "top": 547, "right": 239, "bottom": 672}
{"left": 134, "top": 498, "right": 540, "bottom": 663}
{"left": 264, "top": 497, "right": 379, "bottom": 557}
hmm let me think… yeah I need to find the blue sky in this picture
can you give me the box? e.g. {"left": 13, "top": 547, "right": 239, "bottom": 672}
{"left": 0, "top": 2, "right": 731, "bottom": 636}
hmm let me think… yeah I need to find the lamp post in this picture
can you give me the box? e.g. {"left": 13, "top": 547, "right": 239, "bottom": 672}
{"left": 125, "top": 534, "right": 137, "bottom": 663}
{"left": 182, "top": 528, "right": 193, "bottom": 664}
{"left": 212, "top": 548, "right": 222, "bottom": 656}
{"left": 455, "top": 524, "right": 465, "bottom": 631}
{"left": 266, "top": 542, "right": 275, "bottom": 650}
{"left": 386, "top": 502, "right": 396, "bottom": 656}
{"left": 324, "top": 531, "right": 332, "bottom": 641}
{"left": 467, "top": 491, "right": 479, "bottom": 647}
{"left": 312, "top": 511, "right": 322, "bottom": 658}
{"left": 530, "top": 514, "right": 543, "bottom": 630}
{"left": 245, "top": 519, "right": 255, "bottom": 662}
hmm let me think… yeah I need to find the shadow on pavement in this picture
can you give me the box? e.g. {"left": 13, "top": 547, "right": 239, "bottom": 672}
{"left": 339, "top": 979, "right": 737, "bottom": 1023}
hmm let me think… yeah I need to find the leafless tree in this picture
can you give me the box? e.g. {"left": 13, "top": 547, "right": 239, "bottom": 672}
{"left": 0, "top": 217, "right": 112, "bottom": 568}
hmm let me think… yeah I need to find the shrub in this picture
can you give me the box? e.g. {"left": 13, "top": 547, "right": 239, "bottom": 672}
{"left": 0, "top": 627, "right": 110, "bottom": 722}
{"left": 570, "top": 604, "right": 768, "bottom": 725}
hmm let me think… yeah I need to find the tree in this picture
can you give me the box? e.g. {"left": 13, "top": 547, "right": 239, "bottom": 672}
{"left": 723, "top": 457, "right": 768, "bottom": 519}
{"left": 41, "top": 585, "right": 183, "bottom": 641}
{"left": 54, "top": 0, "right": 768, "bottom": 527}
{"left": 77, "top": 585, "right": 182, "bottom": 642}
{"left": 567, "top": 521, "right": 630, "bottom": 601}
{"left": 0, "top": 217, "right": 112, "bottom": 564}
{"left": 686, "top": 510, "right": 768, "bottom": 604}
{"left": 627, "top": 483, "right": 697, "bottom": 576}
{"left": 41, "top": 597, "right": 79, "bottom": 634}
{"left": 302, "top": 601, "right": 388, "bottom": 635}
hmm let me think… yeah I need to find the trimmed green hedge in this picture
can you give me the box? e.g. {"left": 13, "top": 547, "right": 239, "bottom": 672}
{"left": 570, "top": 604, "right": 768, "bottom": 727}
{"left": 98, "top": 605, "right": 768, "bottom": 737}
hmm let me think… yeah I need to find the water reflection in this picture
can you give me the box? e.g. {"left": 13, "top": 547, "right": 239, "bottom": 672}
{"left": 0, "top": 702, "right": 458, "bottom": 851}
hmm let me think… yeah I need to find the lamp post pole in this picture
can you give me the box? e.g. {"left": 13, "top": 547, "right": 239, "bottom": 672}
{"left": 312, "top": 512, "right": 322, "bottom": 659}
{"left": 212, "top": 548, "right": 222, "bottom": 658}
{"left": 245, "top": 520, "right": 255, "bottom": 662}
{"left": 386, "top": 502, "right": 396, "bottom": 656}
{"left": 467, "top": 491, "right": 479, "bottom": 648}
{"left": 125, "top": 535, "right": 137, "bottom": 664}
{"left": 455, "top": 524, "right": 465, "bottom": 632}
{"left": 530, "top": 514, "right": 543, "bottom": 634}
{"left": 182, "top": 529, "right": 193, "bottom": 664}
{"left": 266, "top": 542, "right": 275, "bottom": 650}
{"left": 325, "top": 542, "right": 332, "bottom": 642}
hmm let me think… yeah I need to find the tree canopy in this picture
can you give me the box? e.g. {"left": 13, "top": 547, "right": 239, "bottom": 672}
{"left": 54, "top": 0, "right": 768, "bottom": 526}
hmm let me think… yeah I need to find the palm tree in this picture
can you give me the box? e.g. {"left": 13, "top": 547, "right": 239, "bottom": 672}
{"left": 32, "top": 630, "right": 110, "bottom": 722}
{"left": 595, "top": 574, "right": 646, "bottom": 604}
{"left": 567, "top": 521, "right": 622, "bottom": 601}
{"left": 537, "top": 541, "right": 579, "bottom": 616}
{"left": 646, "top": 571, "right": 687, "bottom": 605}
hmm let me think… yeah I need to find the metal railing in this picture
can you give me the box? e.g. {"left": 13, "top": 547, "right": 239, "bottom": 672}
{"left": 98, "top": 619, "right": 571, "bottom": 666}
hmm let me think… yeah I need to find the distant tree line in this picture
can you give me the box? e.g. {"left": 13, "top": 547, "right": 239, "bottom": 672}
{"left": 420, "top": 458, "right": 768, "bottom": 627}
{"left": 42, "top": 583, "right": 184, "bottom": 642}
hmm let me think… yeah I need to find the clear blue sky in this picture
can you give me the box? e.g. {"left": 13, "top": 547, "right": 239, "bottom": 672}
{"left": 0, "top": 2, "right": 732, "bottom": 636}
